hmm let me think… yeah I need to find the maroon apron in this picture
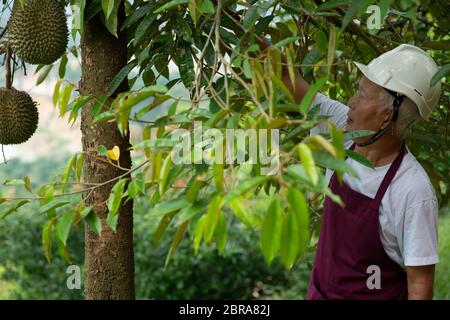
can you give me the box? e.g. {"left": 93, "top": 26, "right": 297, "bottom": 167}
{"left": 306, "top": 143, "right": 408, "bottom": 300}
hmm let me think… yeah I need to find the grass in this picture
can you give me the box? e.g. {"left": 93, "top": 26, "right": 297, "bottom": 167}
{"left": 435, "top": 211, "right": 450, "bottom": 299}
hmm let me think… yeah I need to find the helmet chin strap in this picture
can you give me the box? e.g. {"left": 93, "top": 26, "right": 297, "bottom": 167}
{"left": 355, "top": 90, "right": 404, "bottom": 147}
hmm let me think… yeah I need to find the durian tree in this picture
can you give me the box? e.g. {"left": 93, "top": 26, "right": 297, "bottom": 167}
{"left": 0, "top": 0, "right": 448, "bottom": 299}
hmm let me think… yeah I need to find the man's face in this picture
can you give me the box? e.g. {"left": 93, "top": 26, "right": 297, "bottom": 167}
{"left": 346, "top": 76, "right": 392, "bottom": 137}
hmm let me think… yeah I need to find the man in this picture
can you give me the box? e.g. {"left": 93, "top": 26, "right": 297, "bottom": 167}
{"left": 282, "top": 44, "right": 441, "bottom": 300}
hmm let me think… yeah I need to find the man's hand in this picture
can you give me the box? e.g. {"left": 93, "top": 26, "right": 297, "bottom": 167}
{"left": 406, "top": 265, "right": 435, "bottom": 300}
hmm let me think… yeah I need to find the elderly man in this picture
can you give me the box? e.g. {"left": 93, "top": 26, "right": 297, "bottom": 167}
{"left": 282, "top": 44, "right": 441, "bottom": 300}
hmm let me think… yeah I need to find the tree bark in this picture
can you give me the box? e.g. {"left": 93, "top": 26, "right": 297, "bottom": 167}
{"left": 79, "top": 5, "right": 135, "bottom": 299}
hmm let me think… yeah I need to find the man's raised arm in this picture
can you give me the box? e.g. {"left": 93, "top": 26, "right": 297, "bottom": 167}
{"left": 256, "top": 36, "right": 310, "bottom": 104}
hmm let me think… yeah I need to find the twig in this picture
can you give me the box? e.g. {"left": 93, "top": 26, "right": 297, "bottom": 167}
{"left": 1, "top": 145, "right": 6, "bottom": 164}
{"left": 2, "top": 160, "right": 151, "bottom": 201}
{"left": 0, "top": 25, "right": 8, "bottom": 40}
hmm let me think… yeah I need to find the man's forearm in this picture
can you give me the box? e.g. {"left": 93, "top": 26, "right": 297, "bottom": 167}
{"left": 406, "top": 265, "right": 435, "bottom": 300}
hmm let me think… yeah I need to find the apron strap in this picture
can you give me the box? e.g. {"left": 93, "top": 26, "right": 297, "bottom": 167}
{"left": 373, "top": 142, "right": 407, "bottom": 204}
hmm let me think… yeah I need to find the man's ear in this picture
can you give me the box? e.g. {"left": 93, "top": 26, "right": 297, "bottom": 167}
{"left": 380, "top": 108, "right": 393, "bottom": 130}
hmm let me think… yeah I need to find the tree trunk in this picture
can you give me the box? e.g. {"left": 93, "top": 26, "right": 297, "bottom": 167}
{"left": 79, "top": 5, "right": 134, "bottom": 299}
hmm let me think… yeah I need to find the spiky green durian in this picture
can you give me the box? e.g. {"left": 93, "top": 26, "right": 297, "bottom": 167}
{"left": 8, "top": 0, "right": 68, "bottom": 65}
{"left": 0, "top": 88, "right": 39, "bottom": 145}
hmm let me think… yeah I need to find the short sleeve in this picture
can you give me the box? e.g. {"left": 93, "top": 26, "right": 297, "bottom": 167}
{"left": 402, "top": 199, "right": 439, "bottom": 266}
{"left": 309, "top": 92, "right": 349, "bottom": 135}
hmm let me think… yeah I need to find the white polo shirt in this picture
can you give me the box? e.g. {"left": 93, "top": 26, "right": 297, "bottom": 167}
{"left": 310, "top": 93, "right": 439, "bottom": 267}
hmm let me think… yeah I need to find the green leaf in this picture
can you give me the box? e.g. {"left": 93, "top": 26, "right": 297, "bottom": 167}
{"left": 53, "top": 80, "right": 61, "bottom": 107}
{"left": 213, "top": 162, "right": 224, "bottom": 192}
{"left": 58, "top": 83, "right": 74, "bottom": 117}
{"left": 107, "top": 60, "right": 137, "bottom": 97}
{"left": 186, "top": 179, "right": 206, "bottom": 203}
{"left": 342, "top": 0, "right": 359, "bottom": 31}
{"left": 327, "top": 27, "right": 337, "bottom": 74}
{"left": 126, "top": 179, "right": 141, "bottom": 199}
{"left": 301, "top": 48, "right": 322, "bottom": 75}
{"left": 298, "top": 144, "right": 319, "bottom": 186}
{"left": 188, "top": 0, "right": 199, "bottom": 25}
{"left": 316, "top": 31, "right": 327, "bottom": 53}
{"left": 132, "top": 138, "right": 178, "bottom": 150}
{"left": 42, "top": 219, "right": 54, "bottom": 263}
{"left": 313, "top": 150, "right": 358, "bottom": 178}
{"left": 317, "top": 0, "right": 349, "bottom": 11}
{"left": 280, "top": 208, "right": 299, "bottom": 269}
{"left": 3, "top": 179, "right": 25, "bottom": 185}
{"left": 71, "top": 0, "right": 86, "bottom": 37}
{"left": 122, "top": 3, "right": 153, "bottom": 30}
{"left": 159, "top": 153, "right": 172, "bottom": 195}
{"left": 177, "top": 203, "right": 203, "bottom": 225}
{"left": 56, "top": 237, "right": 71, "bottom": 264}
{"left": 229, "top": 197, "right": 259, "bottom": 228}
{"left": 80, "top": 205, "right": 93, "bottom": 219}
{"left": 215, "top": 212, "right": 228, "bottom": 253}
{"left": 299, "top": 76, "right": 327, "bottom": 114}
{"left": 56, "top": 211, "right": 73, "bottom": 246}
{"left": 103, "top": 0, "right": 121, "bottom": 37}
{"left": 203, "top": 195, "right": 223, "bottom": 244}
{"left": 133, "top": 14, "right": 156, "bottom": 45}
{"left": 273, "top": 36, "right": 300, "bottom": 49}
{"left": 76, "top": 153, "right": 84, "bottom": 181}
{"left": 243, "top": 57, "right": 252, "bottom": 79}
{"left": 85, "top": 211, "right": 102, "bottom": 236}
{"left": 260, "top": 198, "right": 282, "bottom": 265}
{"left": 102, "top": 0, "right": 115, "bottom": 19}
{"left": 93, "top": 111, "right": 115, "bottom": 124}
{"left": 40, "top": 200, "right": 71, "bottom": 215}
{"left": 177, "top": 46, "right": 194, "bottom": 88}
{"left": 330, "top": 124, "right": 345, "bottom": 159}
{"left": 164, "top": 220, "right": 188, "bottom": 267}
{"left": 155, "top": 0, "right": 189, "bottom": 13}
{"left": 193, "top": 214, "right": 207, "bottom": 254}
{"left": 98, "top": 145, "right": 108, "bottom": 156}
{"left": 223, "top": 176, "right": 267, "bottom": 203}
{"left": 62, "top": 154, "right": 77, "bottom": 184}
{"left": 287, "top": 188, "right": 310, "bottom": 258}
{"left": 107, "top": 178, "right": 127, "bottom": 231}
{"left": 199, "top": 0, "right": 214, "bottom": 14}
{"left": 243, "top": 5, "right": 259, "bottom": 30}
{"left": 153, "top": 212, "right": 177, "bottom": 244}
{"left": 271, "top": 74, "right": 295, "bottom": 103}
{"left": 344, "top": 129, "right": 376, "bottom": 140}
{"left": 0, "top": 200, "right": 30, "bottom": 219}
{"left": 148, "top": 198, "right": 191, "bottom": 218}
{"left": 59, "top": 54, "right": 68, "bottom": 78}
{"left": 24, "top": 176, "right": 32, "bottom": 193}
{"left": 346, "top": 150, "right": 374, "bottom": 169}
{"left": 36, "top": 65, "right": 53, "bottom": 86}
{"left": 430, "top": 63, "right": 450, "bottom": 87}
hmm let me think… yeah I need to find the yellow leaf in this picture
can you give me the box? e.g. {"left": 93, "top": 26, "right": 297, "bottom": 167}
{"left": 298, "top": 143, "right": 319, "bottom": 186}
{"left": 107, "top": 146, "right": 120, "bottom": 161}
{"left": 311, "top": 135, "right": 337, "bottom": 157}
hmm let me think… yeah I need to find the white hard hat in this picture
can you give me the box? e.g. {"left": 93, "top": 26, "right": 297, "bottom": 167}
{"left": 353, "top": 44, "right": 442, "bottom": 121}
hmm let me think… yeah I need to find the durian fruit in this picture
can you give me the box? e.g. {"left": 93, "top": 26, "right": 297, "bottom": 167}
{"left": 8, "top": 0, "right": 68, "bottom": 65}
{"left": 0, "top": 88, "right": 39, "bottom": 145}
